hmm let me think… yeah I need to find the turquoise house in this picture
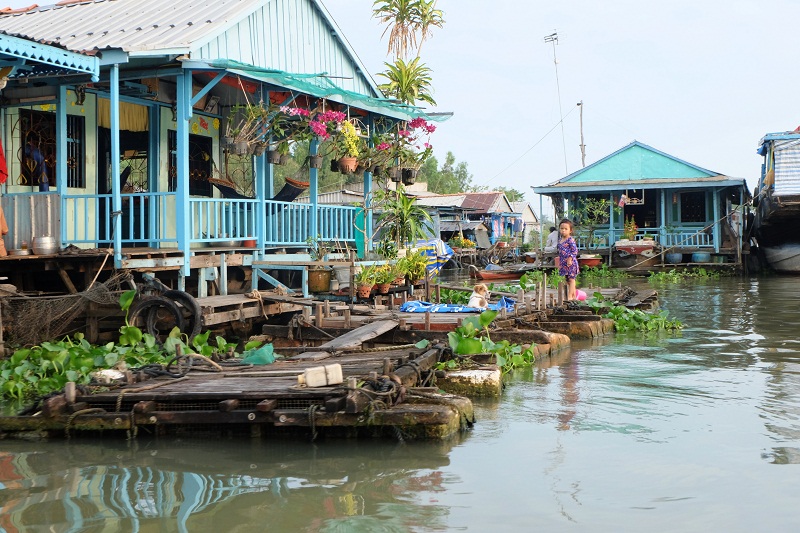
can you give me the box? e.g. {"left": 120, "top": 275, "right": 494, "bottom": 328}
{"left": 0, "top": 0, "right": 441, "bottom": 295}
{"left": 532, "top": 141, "right": 749, "bottom": 263}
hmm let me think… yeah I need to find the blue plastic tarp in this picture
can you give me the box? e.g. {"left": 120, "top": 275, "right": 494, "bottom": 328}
{"left": 399, "top": 296, "right": 515, "bottom": 313}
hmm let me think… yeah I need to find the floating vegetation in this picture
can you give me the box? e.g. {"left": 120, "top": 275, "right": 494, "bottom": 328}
{"left": 648, "top": 267, "right": 723, "bottom": 283}
{"left": 437, "top": 310, "right": 536, "bottom": 374}
{"left": 579, "top": 264, "right": 630, "bottom": 285}
{"left": 585, "top": 292, "right": 683, "bottom": 332}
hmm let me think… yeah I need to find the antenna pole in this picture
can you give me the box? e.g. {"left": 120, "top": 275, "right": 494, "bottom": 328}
{"left": 544, "top": 31, "right": 568, "bottom": 175}
{"left": 578, "top": 100, "right": 586, "bottom": 167}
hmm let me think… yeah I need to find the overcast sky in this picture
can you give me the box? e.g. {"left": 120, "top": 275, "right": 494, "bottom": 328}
{"left": 6, "top": 0, "right": 798, "bottom": 208}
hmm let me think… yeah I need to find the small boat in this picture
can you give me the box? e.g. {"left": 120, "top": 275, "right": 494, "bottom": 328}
{"left": 469, "top": 264, "right": 531, "bottom": 281}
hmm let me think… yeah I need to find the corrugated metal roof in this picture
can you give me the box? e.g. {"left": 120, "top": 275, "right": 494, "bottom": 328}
{"left": 0, "top": 0, "right": 259, "bottom": 53}
{"left": 461, "top": 192, "right": 511, "bottom": 215}
{"left": 414, "top": 195, "right": 466, "bottom": 207}
{"left": 440, "top": 220, "right": 487, "bottom": 232}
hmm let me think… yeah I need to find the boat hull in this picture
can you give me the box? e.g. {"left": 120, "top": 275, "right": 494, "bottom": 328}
{"left": 761, "top": 244, "right": 800, "bottom": 273}
{"left": 474, "top": 270, "right": 527, "bottom": 281}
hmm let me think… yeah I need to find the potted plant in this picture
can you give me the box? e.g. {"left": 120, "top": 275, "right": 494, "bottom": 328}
{"left": 398, "top": 249, "right": 428, "bottom": 285}
{"left": 354, "top": 264, "right": 378, "bottom": 298}
{"left": 306, "top": 236, "right": 333, "bottom": 293}
{"left": 374, "top": 185, "right": 434, "bottom": 248}
{"left": 374, "top": 264, "right": 395, "bottom": 294}
{"left": 623, "top": 216, "right": 638, "bottom": 241}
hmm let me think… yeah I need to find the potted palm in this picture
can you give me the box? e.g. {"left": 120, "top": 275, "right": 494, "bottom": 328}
{"left": 374, "top": 264, "right": 396, "bottom": 294}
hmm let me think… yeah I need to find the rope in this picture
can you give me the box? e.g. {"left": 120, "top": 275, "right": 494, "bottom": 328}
{"left": 65, "top": 408, "right": 107, "bottom": 439}
{"left": 115, "top": 376, "right": 188, "bottom": 413}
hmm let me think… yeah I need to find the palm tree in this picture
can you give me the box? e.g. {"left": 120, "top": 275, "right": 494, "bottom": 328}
{"left": 378, "top": 56, "right": 436, "bottom": 106}
{"left": 372, "top": 0, "right": 420, "bottom": 59}
{"left": 372, "top": 0, "right": 445, "bottom": 58}
{"left": 375, "top": 185, "right": 434, "bottom": 246}
{"left": 416, "top": 0, "right": 444, "bottom": 55}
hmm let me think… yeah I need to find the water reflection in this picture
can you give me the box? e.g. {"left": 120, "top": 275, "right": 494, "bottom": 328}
{"left": 0, "top": 439, "right": 459, "bottom": 532}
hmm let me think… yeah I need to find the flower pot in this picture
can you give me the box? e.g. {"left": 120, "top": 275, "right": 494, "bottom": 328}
{"left": 376, "top": 283, "right": 391, "bottom": 294}
{"left": 279, "top": 153, "right": 291, "bottom": 165}
{"left": 338, "top": 156, "right": 358, "bottom": 174}
{"left": 665, "top": 252, "right": 682, "bottom": 264}
{"left": 578, "top": 257, "right": 602, "bottom": 268}
{"left": 223, "top": 136, "right": 233, "bottom": 146}
{"left": 308, "top": 268, "right": 333, "bottom": 293}
{"left": 691, "top": 252, "right": 711, "bottom": 263}
{"left": 356, "top": 283, "right": 373, "bottom": 298}
{"left": 388, "top": 167, "right": 401, "bottom": 183}
{"left": 243, "top": 239, "right": 257, "bottom": 248}
{"left": 268, "top": 150, "right": 281, "bottom": 165}
{"left": 330, "top": 159, "right": 340, "bottom": 172}
{"left": 252, "top": 143, "right": 267, "bottom": 156}
{"left": 309, "top": 154, "right": 323, "bottom": 169}
{"left": 401, "top": 168, "right": 417, "bottom": 185}
{"left": 234, "top": 141, "right": 249, "bottom": 156}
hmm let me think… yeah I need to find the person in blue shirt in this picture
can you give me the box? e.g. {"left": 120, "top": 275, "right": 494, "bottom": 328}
{"left": 24, "top": 133, "right": 49, "bottom": 191}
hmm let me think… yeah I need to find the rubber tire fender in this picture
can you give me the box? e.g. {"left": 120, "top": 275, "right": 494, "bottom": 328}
{"left": 162, "top": 290, "right": 202, "bottom": 339}
{"left": 128, "top": 296, "right": 186, "bottom": 338}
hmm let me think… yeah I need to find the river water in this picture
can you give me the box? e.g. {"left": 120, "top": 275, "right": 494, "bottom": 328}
{"left": 2, "top": 276, "right": 800, "bottom": 532}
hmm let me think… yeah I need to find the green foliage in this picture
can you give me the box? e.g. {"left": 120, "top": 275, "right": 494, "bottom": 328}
{"left": 377, "top": 56, "right": 437, "bottom": 106}
{"left": 648, "top": 267, "right": 722, "bottom": 284}
{"left": 442, "top": 309, "right": 535, "bottom": 374}
{"left": 439, "top": 288, "right": 470, "bottom": 305}
{"left": 579, "top": 263, "right": 630, "bottom": 285}
{"left": 374, "top": 185, "right": 434, "bottom": 246}
{"left": 586, "top": 293, "right": 683, "bottom": 332}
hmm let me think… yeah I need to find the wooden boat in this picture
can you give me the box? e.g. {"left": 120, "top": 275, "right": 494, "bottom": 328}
{"left": 469, "top": 264, "right": 531, "bottom": 281}
{"left": 752, "top": 133, "right": 800, "bottom": 272}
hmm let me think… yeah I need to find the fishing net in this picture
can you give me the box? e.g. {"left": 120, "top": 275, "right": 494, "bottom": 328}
{"left": 1, "top": 270, "right": 133, "bottom": 347}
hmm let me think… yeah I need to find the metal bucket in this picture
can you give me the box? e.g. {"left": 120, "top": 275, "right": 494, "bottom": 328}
{"left": 32, "top": 236, "right": 58, "bottom": 255}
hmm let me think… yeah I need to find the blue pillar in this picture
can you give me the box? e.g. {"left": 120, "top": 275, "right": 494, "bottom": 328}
{"left": 56, "top": 86, "right": 67, "bottom": 193}
{"left": 712, "top": 189, "right": 720, "bottom": 253}
{"left": 176, "top": 72, "right": 191, "bottom": 276}
{"left": 254, "top": 149, "right": 265, "bottom": 253}
{"left": 110, "top": 65, "right": 122, "bottom": 268}
{"left": 660, "top": 189, "right": 666, "bottom": 241}
{"left": 148, "top": 104, "right": 160, "bottom": 248}
{"left": 608, "top": 191, "right": 615, "bottom": 244}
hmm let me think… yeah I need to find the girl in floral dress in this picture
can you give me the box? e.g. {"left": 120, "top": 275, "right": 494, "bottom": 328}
{"left": 557, "top": 219, "right": 579, "bottom": 301}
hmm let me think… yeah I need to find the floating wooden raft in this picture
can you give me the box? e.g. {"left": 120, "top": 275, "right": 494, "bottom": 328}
{"left": 0, "top": 322, "right": 473, "bottom": 441}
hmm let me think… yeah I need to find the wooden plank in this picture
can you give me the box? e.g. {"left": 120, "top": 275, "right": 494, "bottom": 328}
{"left": 318, "top": 319, "right": 399, "bottom": 350}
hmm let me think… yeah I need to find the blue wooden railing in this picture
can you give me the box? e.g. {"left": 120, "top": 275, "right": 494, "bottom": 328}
{"left": 573, "top": 227, "right": 713, "bottom": 250}
{"left": 60, "top": 195, "right": 358, "bottom": 248}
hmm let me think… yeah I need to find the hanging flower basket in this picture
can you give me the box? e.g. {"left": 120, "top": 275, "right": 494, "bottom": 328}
{"left": 252, "top": 143, "right": 267, "bottom": 157}
{"left": 338, "top": 156, "right": 358, "bottom": 174}
{"left": 279, "top": 153, "right": 291, "bottom": 165}
{"left": 267, "top": 150, "right": 281, "bottom": 165}
{"left": 402, "top": 168, "right": 418, "bottom": 185}
{"left": 330, "top": 159, "right": 340, "bottom": 172}
{"left": 233, "top": 141, "right": 249, "bottom": 156}
{"left": 388, "top": 166, "right": 401, "bottom": 183}
{"left": 309, "top": 154, "right": 323, "bottom": 169}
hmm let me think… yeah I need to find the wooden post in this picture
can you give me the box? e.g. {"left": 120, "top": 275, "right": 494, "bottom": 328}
{"left": 324, "top": 300, "right": 330, "bottom": 317}
{"left": 424, "top": 311, "right": 431, "bottom": 331}
{"left": 557, "top": 282, "right": 564, "bottom": 306}
{"left": 435, "top": 284, "right": 441, "bottom": 303}
{"left": 383, "top": 358, "right": 392, "bottom": 374}
{"left": 424, "top": 270, "right": 431, "bottom": 302}
{"left": 343, "top": 308, "right": 351, "bottom": 328}
{"left": 302, "top": 306, "right": 311, "bottom": 323}
{"left": 315, "top": 303, "right": 323, "bottom": 328}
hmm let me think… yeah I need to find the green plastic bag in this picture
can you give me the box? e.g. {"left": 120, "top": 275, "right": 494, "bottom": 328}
{"left": 241, "top": 343, "right": 276, "bottom": 365}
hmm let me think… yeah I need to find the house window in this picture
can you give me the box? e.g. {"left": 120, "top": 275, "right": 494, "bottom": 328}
{"left": 680, "top": 192, "right": 706, "bottom": 222}
{"left": 168, "top": 131, "right": 212, "bottom": 196}
{"left": 17, "top": 110, "right": 85, "bottom": 189}
{"left": 19, "top": 109, "right": 55, "bottom": 188}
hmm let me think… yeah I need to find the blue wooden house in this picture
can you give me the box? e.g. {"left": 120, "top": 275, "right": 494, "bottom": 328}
{"left": 532, "top": 141, "right": 749, "bottom": 264}
{"left": 0, "top": 0, "right": 440, "bottom": 296}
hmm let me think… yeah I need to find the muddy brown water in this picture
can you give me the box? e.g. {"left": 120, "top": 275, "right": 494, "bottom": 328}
{"left": 2, "top": 275, "right": 800, "bottom": 531}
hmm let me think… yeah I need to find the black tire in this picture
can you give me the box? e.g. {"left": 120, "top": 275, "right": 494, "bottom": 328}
{"left": 129, "top": 296, "right": 186, "bottom": 339}
{"left": 162, "top": 290, "right": 202, "bottom": 339}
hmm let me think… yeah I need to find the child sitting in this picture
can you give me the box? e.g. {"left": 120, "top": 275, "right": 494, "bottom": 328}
{"left": 468, "top": 283, "right": 489, "bottom": 309}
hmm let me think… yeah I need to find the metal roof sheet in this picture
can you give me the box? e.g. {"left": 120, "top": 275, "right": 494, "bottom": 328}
{"left": 0, "top": 0, "right": 279, "bottom": 54}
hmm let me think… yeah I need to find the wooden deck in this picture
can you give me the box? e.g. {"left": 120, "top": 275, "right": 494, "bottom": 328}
{"left": 0, "top": 336, "right": 473, "bottom": 441}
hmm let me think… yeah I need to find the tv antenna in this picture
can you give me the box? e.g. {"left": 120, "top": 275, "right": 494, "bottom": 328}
{"left": 544, "top": 31, "right": 568, "bottom": 175}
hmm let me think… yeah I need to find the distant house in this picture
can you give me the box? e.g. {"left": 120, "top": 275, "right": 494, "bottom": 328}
{"left": 510, "top": 201, "right": 540, "bottom": 244}
{"left": 532, "top": 141, "right": 749, "bottom": 263}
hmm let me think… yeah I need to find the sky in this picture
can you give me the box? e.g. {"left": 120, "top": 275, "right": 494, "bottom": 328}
{"left": 321, "top": 0, "right": 799, "bottom": 206}
{"left": 4, "top": 0, "right": 798, "bottom": 213}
